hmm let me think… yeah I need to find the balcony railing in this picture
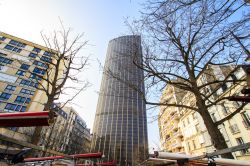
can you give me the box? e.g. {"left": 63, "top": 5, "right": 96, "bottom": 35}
{"left": 170, "top": 112, "right": 180, "bottom": 121}
{"left": 172, "top": 131, "right": 183, "bottom": 138}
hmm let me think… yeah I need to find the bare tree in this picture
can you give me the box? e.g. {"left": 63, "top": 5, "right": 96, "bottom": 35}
{"left": 105, "top": 0, "right": 250, "bottom": 159}
{"left": 29, "top": 26, "right": 90, "bottom": 147}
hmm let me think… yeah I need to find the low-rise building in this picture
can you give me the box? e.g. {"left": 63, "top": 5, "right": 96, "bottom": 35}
{"left": 40, "top": 105, "right": 92, "bottom": 155}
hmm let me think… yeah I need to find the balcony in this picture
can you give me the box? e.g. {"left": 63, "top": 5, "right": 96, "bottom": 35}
{"left": 169, "top": 121, "right": 178, "bottom": 131}
{"left": 170, "top": 112, "right": 180, "bottom": 121}
{"left": 229, "top": 124, "right": 240, "bottom": 134}
{"left": 172, "top": 131, "right": 183, "bottom": 138}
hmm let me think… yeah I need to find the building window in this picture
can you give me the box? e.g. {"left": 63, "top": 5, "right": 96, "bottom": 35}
{"left": 236, "top": 137, "right": 249, "bottom": 154}
{"left": 44, "top": 51, "right": 52, "bottom": 57}
{"left": 5, "top": 103, "right": 26, "bottom": 112}
{"left": 195, "top": 124, "right": 200, "bottom": 133}
{"left": 231, "top": 74, "right": 237, "bottom": 81}
{"left": 16, "top": 70, "right": 25, "bottom": 76}
{"left": 33, "top": 47, "right": 41, "bottom": 53}
{"left": 229, "top": 124, "right": 240, "bottom": 134}
{"left": 221, "top": 84, "right": 227, "bottom": 92}
{"left": 20, "top": 88, "right": 34, "bottom": 95}
{"left": 187, "top": 142, "right": 191, "bottom": 151}
{"left": 0, "top": 36, "right": 6, "bottom": 41}
{"left": 29, "top": 52, "right": 37, "bottom": 58}
{"left": 222, "top": 104, "right": 230, "bottom": 116}
{"left": 0, "top": 92, "right": 11, "bottom": 100}
{"left": 20, "top": 79, "right": 37, "bottom": 88}
{"left": 0, "top": 56, "right": 13, "bottom": 64}
{"left": 40, "top": 56, "right": 52, "bottom": 63}
{"left": 20, "top": 64, "right": 30, "bottom": 70}
{"left": 9, "top": 40, "right": 26, "bottom": 48}
{"left": 4, "top": 45, "right": 22, "bottom": 53}
{"left": 187, "top": 117, "right": 190, "bottom": 124}
{"left": 33, "top": 67, "right": 45, "bottom": 75}
{"left": 211, "top": 113, "right": 217, "bottom": 122}
{"left": 33, "top": 60, "right": 48, "bottom": 68}
{"left": 15, "top": 96, "right": 30, "bottom": 104}
{"left": 30, "top": 73, "right": 42, "bottom": 80}
{"left": 192, "top": 112, "right": 197, "bottom": 120}
{"left": 192, "top": 140, "right": 196, "bottom": 149}
{"left": 5, "top": 103, "right": 16, "bottom": 111}
{"left": 241, "top": 111, "right": 250, "bottom": 128}
{"left": 5, "top": 85, "right": 16, "bottom": 91}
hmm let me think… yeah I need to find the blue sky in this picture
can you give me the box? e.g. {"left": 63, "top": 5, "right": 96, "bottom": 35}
{"left": 0, "top": 0, "right": 160, "bottom": 152}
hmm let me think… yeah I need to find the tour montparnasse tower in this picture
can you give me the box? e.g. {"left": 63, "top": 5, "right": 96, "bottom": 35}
{"left": 91, "top": 35, "right": 148, "bottom": 166}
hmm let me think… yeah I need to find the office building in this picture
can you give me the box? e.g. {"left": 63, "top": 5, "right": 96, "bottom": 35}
{"left": 91, "top": 35, "right": 148, "bottom": 165}
{"left": 0, "top": 32, "right": 58, "bottom": 155}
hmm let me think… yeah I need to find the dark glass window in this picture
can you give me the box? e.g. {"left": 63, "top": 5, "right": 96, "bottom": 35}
{"left": 4, "top": 45, "right": 13, "bottom": 50}
{"left": 20, "top": 64, "right": 30, "bottom": 70}
{"left": 33, "top": 47, "right": 41, "bottom": 53}
{"left": 16, "top": 70, "right": 25, "bottom": 76}
{"left": 33, "top": 67, "right": 45, "bottom": 75}
{"left": 15, "top": 96, "right": 27, "bottom": 103}
{"left": 33, "top": 60, "right": 48, "bottom": 68}
{"left": 20, "top": 88, "right": 30, "bottom": 94}
{"left": 5, "top": 103, "right": 16, "bottom": 110}
{"left": 0, "top": 92, "right": 11, "bottom": 100}
{"left": 20, "top": 79, "right": 31, "bottom": 86}
{"left": 9, "top": 40, "right": 26, "bottom": 48}
{"left": 40, "top": 56, "right": 52, "bottom": 63}
{"left": 20, "top": 79, "right": 38, "bottom": 88}
{"left": 21, "top": 106, "right": 26, "bottom": 112}
{"left": 29, "top": 52, "right": 37, "bottom": 58}
{"left": 0, "top": 36, "right": 6, "bottom": 41}
{"left": 15, "top": 96, "right": 30, "bottom": 104}
{"left": 0, "top": 56, "right": 13, "bottom": 64}
{"left": 4, "top": 45, "right": 22, "bottom": 53}
{"left": 5, "top": 103, "right": 26, "bottom": 112}
{"left": 30, "top": 73, "right": 42, "bottom": 80}
{"left": 5, "top": 85, "right": 16, "bottom": 91}
{"left": 20, "top": 88, "right": 35, "bottom": 95}
{"left": 44, "top": 51, "right": 52, "bottom": 57}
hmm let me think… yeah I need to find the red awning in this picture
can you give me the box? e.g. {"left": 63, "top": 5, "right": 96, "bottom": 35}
{"left": 0, "top": 111, "right": 50, "bottom": 127}
{"left": 96, "top": 162, "right": 117, "bottom": 166}
{"left": 24, "top": 152, "right": 103, "bottom": 162}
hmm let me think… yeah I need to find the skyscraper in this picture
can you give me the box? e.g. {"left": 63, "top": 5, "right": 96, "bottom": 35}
{"left": 91, "top": 35, "right": 148, "bottom": 165}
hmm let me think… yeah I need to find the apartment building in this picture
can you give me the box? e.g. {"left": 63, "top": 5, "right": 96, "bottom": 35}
{"left": 158, "top": 85, "right": 185, "bottom": 153}
{"left": 159, "top": 65, "right": 250, "bottom": 160}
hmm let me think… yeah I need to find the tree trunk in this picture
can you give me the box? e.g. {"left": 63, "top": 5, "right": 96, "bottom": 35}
{"left": 197, "top": 103, "right": 234, "bottom": 159}
{"left": 31, "top": 102, "right": 52, "bottom": 146}
{"left": 31, "top": 126, "right": 43, "bottom": 145}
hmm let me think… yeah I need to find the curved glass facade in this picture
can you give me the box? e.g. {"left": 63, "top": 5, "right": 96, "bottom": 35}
{"left": 91, "top": 35, "right": 148, "bottom": 166}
